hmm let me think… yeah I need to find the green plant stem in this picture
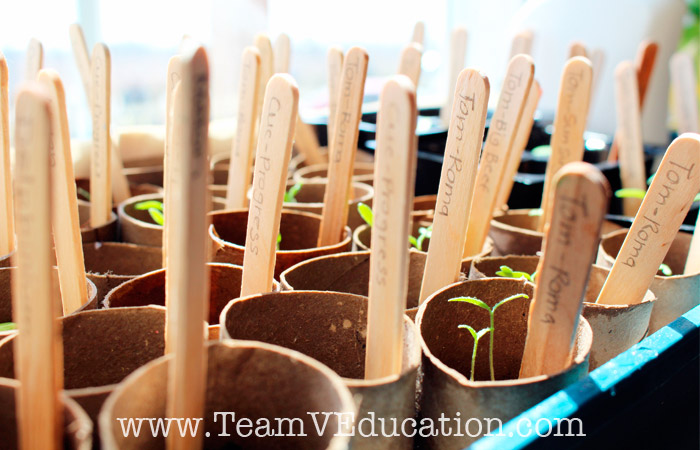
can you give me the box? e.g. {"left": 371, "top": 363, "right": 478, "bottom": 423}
{"left": 470, "top": 336, "right": 479, "bottom": 382}
{"left": 489, "top": 311, "right": 495, "bottom": 381}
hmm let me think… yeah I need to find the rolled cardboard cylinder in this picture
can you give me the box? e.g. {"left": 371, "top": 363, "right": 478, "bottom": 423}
{"left": 81, "top": 242, "right": 163, "bottom": 310}
{"left": 103, "top": 263, "right": 276, "bottom": 325}
{"left": 123, "top": 165, "right": 164, "bottom": 187}
{"left": 412, "top": 194, "right": 437, "bottom": 222}
{"left": 468, "top": 255, "right": 656, "bottom": 370}
{"left": 221, "top": 290, "right": 421, "bottom": 450}
{"left": 75, "top": 177, "right": 162, "bottom": 197}
{"left": 99, "top": 340, "right": 355, "bottom": 449}
{"left": 78, "top": 200, "right": 118, "bottom": 243}
{"left": 0, "top": 307, "right": 164, "bottom": 448}
{"left": 209, "top": 209, "right": 352, "bottom": 279}
{"left": 416, "top": 278, "right": 592, "bottom": 448}
{"left": 0, "top": 378, "right": 93, "bottom": 449}
{"left": 597, "top": 228, "right": 697, "bottom": 335}
{"left": 353, "top": 221, "right": 432, "bottom": 252}
{"left": 293, "top": 161, "right": 375, "bottom": 187}
{"left": 118, "top": 193, "right": 225, "bottom": 247}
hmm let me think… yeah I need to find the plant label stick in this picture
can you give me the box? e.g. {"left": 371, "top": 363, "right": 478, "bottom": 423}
{"left": 110, "top": 144, "right": 132, "bottom": 203}
{"left": 365, "top": 75, "right": 417, "bottom": 379}
{"left": 397, "top": 43, "right": 423, "bottom": 89}
{"left": 520, "top": 162, "right": 610, "bottom": 378}
{"left": 226, "top": 47, "right": 261, "bottom": 209}
{"left": 614, "top": 61, "right": 647, "bottom": 217}
{"left": 273, "top": 33, "right": 291, "bottom": 74}
{"left": 90, "top": 44, "right": 112, "bottom": 227}
{"left": 685, "top": 212, "right": 700, "bottom": 274}
{"left": 411, "top": 21, "right": 425, "bottom": 46}
{"left": 13, "top": 85, "right": 63, "bottom": 450}
{"left": 440, "top": 27, "right": 467, "bottom": 126}
{"left": 539, "top": 57, "right": 593, "bottom": 231}
{"left": 25, "top": 38, "right": 43, "bottom": 81}
{"left": 69, "top": 24, "right": 92, "bottom": 104}
{"left": 163, "top": 55, "right": 182, "bottom": 268}
{"left": 254, "top": 34, "right": 274, "bottom": 123}
{"left": 597, "top": 134, "right": 700, "bottom": 306}
{"left": 0, "top": 54, "right": 14, "bottom": 255}
{"left": 419, "top": 69, "right": 489, "bottom": 303}
{"left": 165, "top": 46, "right": 211, "bottom": 450}
{"left": 509, "top": 29, "right": 534, "bottom": 59}
{"left": 670, "top": 52, "right": 699, "bottom": 134}
{"left": 318, "top": 47, "right": 369, "bottom": 246}
{"left": 587, "top": 48, "right": 605, "bottom": 123}
{"left": 463, "top": 55, "right": 534, "bottom": 256}
{"left": 327, "top": 47, "right": 343, "bottom": 143}
{"left": 496, "top": 79, "right": 541, "bottom": 209}
{"left": 240, "top": 75, "right": 299, "bottom": 297}
{"left": 39, "top": 70, "right": 88, "bottom": 314}
{"left": 568, "top": 41, "right": 587, "bottom": 59}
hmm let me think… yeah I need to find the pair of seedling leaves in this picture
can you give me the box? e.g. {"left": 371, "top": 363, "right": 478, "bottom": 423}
{"left": 356, "top": 202, "right": 432, "bottom": 251}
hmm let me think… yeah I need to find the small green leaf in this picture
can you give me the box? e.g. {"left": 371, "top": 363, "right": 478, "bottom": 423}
{"left": 695, "top": 193, "right": 700, "bottom": 202}
{"left": 457, "top": 324, "right": 478, "bottom": 340}
{"left": 0, "top": 322, "right": 16, "bottom": 332}
{"left": 77, "top": 187, "right": 91, "bottom": 201}
{"left": 493, "top": 293, "right": 529, "bottom": 312}
{"left": 646, "top": 173, "right": 655, "bottom": 185}
{"left": 277, "top": 233, "right": 282, "bottom": 250}
{"left": 659, "top": 263, "right": 673, "bottom": 276}
{"left": 357, "top": 202, "right": 374, "bottom": 227}
{"left": 408, "top": 235, "right": 419, "bottom": 249}
{"left": 475, "top": 328, "right": 490, "bottom": 340}
{"left": 614, "top": 188, "right": 646, "bottom": 199}
{"left": 147, "top": 207, "right": 164, "bottom": 226}
{"left": 497, "top": 265, "right": 514, "bottom": 276}
{"left": 530, "top": 270, "right": 537, "bottom": 281}
{"left": 448, "top": 296, "right": 491, "bottom": 311}
{"left": 531, "top": 145, "right": 552, "bottom": 157}
{"left": 284, "top": 182, "right": 303, "bottom": 203}
{"left": 528, "top": 208, "right": 543, "bottom": 217}
{"left": 135, "top": 200, "right": 165, "bottom": 211}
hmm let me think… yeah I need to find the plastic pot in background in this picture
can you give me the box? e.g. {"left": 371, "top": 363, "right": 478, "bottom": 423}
{"left": 209, "top": 209, "right": 352, "bottom": 279}
{"left": 78, "top": 200, "right": 118, "bottom": 244}
{"left": 221, "top": 291, "right": 420, "bottom": 450}
{"left": 99, "top": 340, "right": 355, "bottom": 449}
{"left": 416, "top": 278, "right": 592, "bottom": 448}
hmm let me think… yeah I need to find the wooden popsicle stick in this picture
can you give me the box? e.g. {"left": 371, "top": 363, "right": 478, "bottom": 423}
{"left": 520, "top": 162, "right": 610, "bottom": 378}
{"left": 225, "top": 47, "right": 261, "bottom": 209}
{"left": 397, "top": 42, "right": 423, "bottom": 89}
{"left": 0, "top": 53, "right": 14, "bottom": 255}
{"left": 327, "top": 47, "right": 343, "bottom": 142}
{"left": 273, "top": 33, "right": 291, "bottom": 74}
{"left": 539, "top": 57, "right": 593, "bottom": 231}
{"left": 439, "top": 27, "right": 468, "bottom": 126}
{"left": 411, "top": 21, "right": 425, "bottom": 46}
{"left": 240, "top": 74, "right": 299, "bottom": 297}
{"left": 69, "top": 23, "right": 92, "bottom": 104}
{"left": 294, "top": 116, "right": 326, "bottom": 165}
{"left": 685, "top": 211, "right": 700, "bottom": 274}
{"left": 365, "top": 75, "right": 417, "bottom": 379}
{"left": 165, "top": 46, "right": 211, "bottom": 450}
{"left": 597, "top": 134, "right": 700, "bottom": 306}
{"left": 670, "top": 52, "right": 700, "bottom": 134}
{"left": 509, "top": 29, "right": 534, "bottom": 59}
{"left": 13, "top": 84, "right": 63, "bottom": 450}
{"left": 587, "top": 48, "right": 605, "bottom": 125}
{"left": 463, "top": 54, "right": 534, "bottom": 256}
{"left": 25, "top": 38, "right": 43, "bottom": 81}
{"left": 162, "top": 55, "right": 182, "bottom": 272}
{"left": 317, "top": 47, "right": 369, "bottom": 246}
{"left": 568, "top": 41, "right": 587, "bottom": 59}
{"left": 38, "top": 70, "right": 89, "bottom": 315}
{"left": 614, "top": 61, "right": 647, "bottom": 217}
{"left": 254, "top": 34, "right": 274, "bottom": 123}
{"left": 419, "top": 69, "right": 490, "bottom": 303}
{"left": 90, "top": 43, "right": 113, "bottom": 227}
{"left": 495, "top": 79, "right": 541, "bottom": 209}
{"left": 110, "top": 143, "right": 132, "bottom": 203}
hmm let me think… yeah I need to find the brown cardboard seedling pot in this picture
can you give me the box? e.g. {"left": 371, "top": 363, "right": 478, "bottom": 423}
{"left": 103, "top": 263, "right": 276, "bottom": 326}
{"left": 597, "top": 228, "right": 696, "bottom": 335}
{"left": 293, "top": 161, "right": 376, "bottom": 187}
{"left": 118, "top": 193, "right": 225, "bottom": 247}
{"left": 0, "top": 378, "right": 93, "bottom": 449}
{"left": 412, "top": 194, "right": 437, "bottom": 222}
{"left": 468, "top": 255, "right": 540, "bottom": 280}
{"left": 353, "top": 221, "right": 434, "bottom": 252}
{"left": 0, "top": 306, "right": 165, "bottom": 448}
{"left": 78, "top": 200, "right": 118, "bottom": 243}
{"left": 209, "top": 209, "right": 352, "bottom": 279}
{"left": 416, "top": 278, "right": 592, "bottom": 449}
{"left": 221, "top": 290, "right": 421, "bottom": 450}
{"left": 75, "top": 177, "right": 162, "bottom": 198}
{"left": 123, "top": 165, "right": 164, "bottom": 187}
{"left": 98, "top": 340, "right": 355, "bottom": 450}
{"left": 81, "top": 242, "right": 163, "bottom": 310}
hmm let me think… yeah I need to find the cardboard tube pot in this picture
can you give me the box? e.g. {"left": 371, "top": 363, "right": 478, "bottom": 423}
{"left": 597, "top": 228, "right": 696, "bottom": 335}
{"left": 123, "top": 165, "right": 163, "bottom": 187}
{"left": 118, "top": 193, "right": 225, "bottom": 246}
{"left": 221, "top": 291, "right": 421, "bottom": 450}
{"left": 209, "top": 209, "right": 352, "bottom": 279}
{"left": 353, "top": 221, "right": 433, "bottom": 252}
{"left": 208, "top": 153, "right": 307, "bottom": 198}
{"left": 0, "top": 307, "right": 164, "bottom": 447}
{"left": 0, "top": 378, "right": 93, "bottom": 449}
{"left": 412, "top": 194, "right": 437, "bottom": 222}
{"left": 75, "top": 177, "right": 162, "bottom": 198}
{"left": 468, "top": 255, "right": 540, "bottom": 280}
{"left": 81, "top": 242, "right": 163, "bottom": 310}
{"left": 293, "top": 161, "right": 375, "bottom": 187}
{"left": 78, "top": 199, "right": 118, "bottom": 243}
{"left": 416, "top": 278, "right": 592, "bottom": 448}
{"left": 99, "top": 340, "right": 355, "bottom": 449}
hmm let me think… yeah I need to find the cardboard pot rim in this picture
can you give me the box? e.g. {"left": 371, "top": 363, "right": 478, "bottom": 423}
{"left": 219, "top": 289, "right": 422, "bottom": 388}
{"left": 490, "top": 208, "right": 543, "bottom": 238}
{"left": 415, "top": 278, "right": 593, "bottom": 387}
{"left": 78, "top": 198, "right": 118, "bottom": 233}
{"left": 279, "top": 180, "right": 374, "bottom": 209}
{"left": 117, "top": 193, "right": 166, "bottom": 233}
{"left": 83, "top": 241, "right": 162, "bottom": 278}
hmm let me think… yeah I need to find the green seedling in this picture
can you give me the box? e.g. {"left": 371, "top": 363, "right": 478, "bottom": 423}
{"left": 531, "top": 145, "right": 552, "bottom": 158}
{"left": 528, "top": 208, "right": 543, "bottom": 217}
{"left": 659, "top": 263, "right": 673, "bottom": 276}
{"left": 0, "top": 322, "right": 16, "bottom": 332}
{"left": 358, "top": 202, "right": 374, "bottom": 227}
{"left": 495, "top": 265, "right": 537, "bottom": 282}
{"left": 457, "top": 325, "right": 490, "bottom": 381}
{"left": 77, "top": 187, "right": 91, "bottom": 201}
{"left": 134, "top": 200, "right": 165, "bottom": 226}
{"left": 448, "top": 293, "right": 529, "bottom": 381}
{"left": 277, "top": 233, "right": 282, "bottom": 251}
{"left": 284, "top": 182, "right": 303, "bottom": 203}
{"left": 357, "top": 202, "right": 432, "bottom": 251}
{"left": 615, "top": 172, "right": 700, "bottom": 203}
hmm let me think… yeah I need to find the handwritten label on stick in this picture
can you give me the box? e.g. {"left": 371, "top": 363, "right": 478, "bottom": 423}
{"left": 440, "top": 27, "right": 467, "bottom": 126}
{"left": 539, "top": 57, "right": 593, "bottom": 231}
{"left": 0, "top": 54, "right": 14, "bottom": 255}
{"left": 597, "top": 134, "right": 700, "bottom": 305}
{"left": 240, "top": 74, "right": 299, "bottom": 297}
{"left": 520, "top": 162, "right": 610, "bottom": 378}
{"left": 327, "top": 47, "right": 343, "bottom": 141}
{"left": 13, "top": 85, "right": 63, "bottom": 450}
{"left": 318, "top": 47, "right": 369, "bottom": 246}
{"left": 463, "top": 55, "right": 534, "bottom": 256}
{"left": 365, "top": 76, "right": 417, "bottom": 379}
{"left": 397, "top": 43, "right": 422, "bottom": 89}
{"left": 420, "top": 69, "right": 489, "bottom": 303}
{"left": 90, "top": 43, "right": 112, "bottom": 227}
